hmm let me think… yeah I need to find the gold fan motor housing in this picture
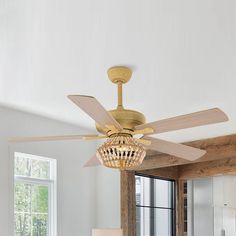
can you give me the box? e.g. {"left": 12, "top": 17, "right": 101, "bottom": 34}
{"left": 96, "top": 108, "right": 146, "bottom": 135}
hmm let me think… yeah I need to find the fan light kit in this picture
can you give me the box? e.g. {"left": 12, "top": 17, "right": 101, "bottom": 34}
{"left": 10, "top": 66, "right": 229, "bottom": 170}
{"left": 96, "top": 136, "right": 146, "bottom": 169}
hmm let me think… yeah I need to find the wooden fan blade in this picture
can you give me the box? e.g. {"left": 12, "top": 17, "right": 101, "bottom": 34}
{"left": 135, "top": 108, "right": 228, "bottom": 134}
{"left": 146, "top": 136, "right": 206, "bottom": 161}
{"left": 68, "top": 95, "right": 122, "bottom": 130}
{"left": 9, "top": 134, "right": 104, "bottom": 143}
{"left": 83, "top": 155, "right": 101, "bottom": 167}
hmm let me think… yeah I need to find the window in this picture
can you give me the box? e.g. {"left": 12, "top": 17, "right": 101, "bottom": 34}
{"left": 135, "top": 174, "right": 175, "bottom": 236}
{"left": 14, "top": 152, "right": 57, "bottom": 236}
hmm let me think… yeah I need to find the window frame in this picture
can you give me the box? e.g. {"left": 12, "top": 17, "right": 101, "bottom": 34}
{"left": 135, "top": 173, "right": 176, "bottom": 236}
{"left": 14, "top": 152, "right": 57, "bottom": 236}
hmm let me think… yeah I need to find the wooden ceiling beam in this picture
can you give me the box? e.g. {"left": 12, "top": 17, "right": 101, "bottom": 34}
{"left": 135, "top": 133, "right": 236, "bottom": 170}
{"left": 136, "top": 166, "right": 179, "bottom": 180}
{"left": 179, "top": 156, "right": 236, "bottom": 179}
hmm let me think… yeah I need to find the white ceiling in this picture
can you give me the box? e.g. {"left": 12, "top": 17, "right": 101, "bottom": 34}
{"left": 1, "top": 0, "right": 236, "bottom": 142}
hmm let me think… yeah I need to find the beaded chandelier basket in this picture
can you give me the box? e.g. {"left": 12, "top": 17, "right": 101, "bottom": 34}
{"left": 96, "top": 136, "right": 146, "bottom": 169}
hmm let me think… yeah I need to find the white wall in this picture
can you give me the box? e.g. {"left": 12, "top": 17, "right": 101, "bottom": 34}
{"left": 0, "top": 105, "right": 103, "bottom": 236}
{"left": 95, "top": 167, "right": 120, "bottom": 229}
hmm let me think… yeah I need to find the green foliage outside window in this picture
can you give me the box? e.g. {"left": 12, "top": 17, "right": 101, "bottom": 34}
{"left": 14, "top": 155, "right": 51, "bottom": 236}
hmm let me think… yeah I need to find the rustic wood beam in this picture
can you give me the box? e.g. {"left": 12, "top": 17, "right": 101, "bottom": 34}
{"left": 176, "top": 179, "right": 185, "bottom": 236}
{"left": 136, "top": 166, "right": 179, "bottom": 180}
{"left": 179, "top": 156, "right": 236, "bottom": 179}
{"left": 120, "top": 170, "right": 136, "bottom": 236}
{"left": 136, "top": 134, "right": 236, "bottom": 170}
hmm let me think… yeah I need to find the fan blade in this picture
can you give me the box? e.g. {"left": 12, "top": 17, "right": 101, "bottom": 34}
{"left": 9, "top": 134, "right": 105, "bottom": 143}
{"left": 135, "top": 108, "right": 228, "bottom": 134}
{"left": 145, "top": 136, "right": 206, "bottom": 161}
{"left": 84, "top": 155, "right": 101, "bottom": 167}
{"left": 68, "top": 95, "right": 122, "bottom": 130}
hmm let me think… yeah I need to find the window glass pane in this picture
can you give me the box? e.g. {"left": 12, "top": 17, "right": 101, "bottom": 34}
{"left": 15, "top": 154, "right": 50, "bottom": 179}
{"left": 135, "top": 176, "right": 151, "bottom": 206}
{"left": 154, "top": 209, "right": 173, "bottom": 236}
{"left": 154, "top": 179, "right": 174, "bottom": 208}
{"left": 136, "top": 207, "right": 173, "bottom": 236}
{"left": 136, "top": 206, "right": 151, "bottom": 236}
{"left": 32, "top": 159, "right": 50, "bottom": 179}
{"left": 15, "top": 213, "right": 31, "bottom": 236}
{"left": 15, "top": 155, "right": 32, "bottom": 177}
{"left": 14, "top": 182, "right": 49, "bottom": 236}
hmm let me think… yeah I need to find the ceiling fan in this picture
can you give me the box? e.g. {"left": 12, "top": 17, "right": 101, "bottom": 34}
{"left": 10, "top": 66, "right": 229, "bottom": 169}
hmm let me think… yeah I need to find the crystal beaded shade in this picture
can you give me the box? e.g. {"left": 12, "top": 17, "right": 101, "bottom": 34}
{"left": 96, "top": 136, "right": 146, "bottom": 169}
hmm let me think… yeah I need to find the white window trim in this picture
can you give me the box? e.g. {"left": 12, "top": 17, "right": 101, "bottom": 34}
{"left": 14, "top": 152, "right": 57, "bottom": 236}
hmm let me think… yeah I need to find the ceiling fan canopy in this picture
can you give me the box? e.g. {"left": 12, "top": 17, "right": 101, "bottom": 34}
{"left": 9, "top": 66, "right": 229, "bottom": 170}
